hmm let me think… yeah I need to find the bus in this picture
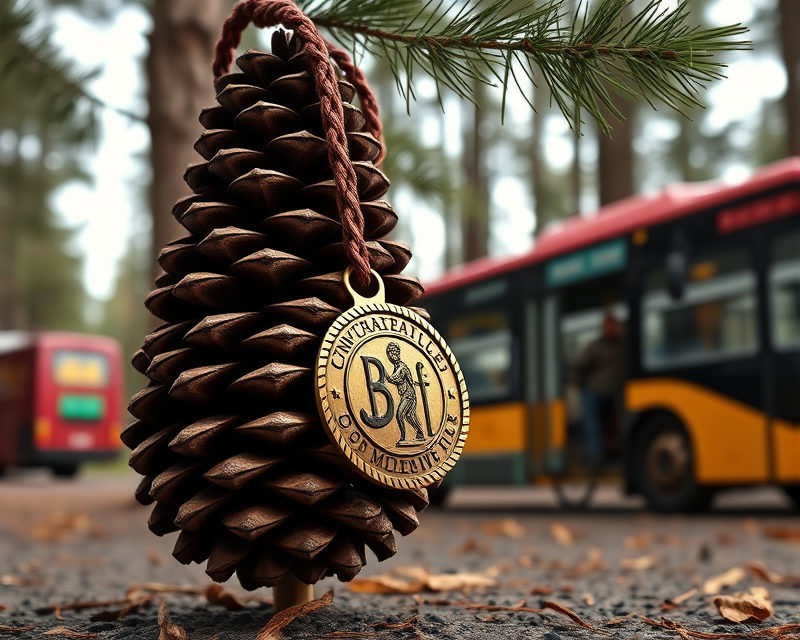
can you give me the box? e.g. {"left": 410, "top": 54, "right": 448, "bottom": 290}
{"left": 0, "top": 332, "right": 123, "bottom": 477}
{"left": 422, "top": 158, "right": 800, "bottom": 512}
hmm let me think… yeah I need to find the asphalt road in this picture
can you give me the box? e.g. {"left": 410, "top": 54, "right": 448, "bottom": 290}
{"left": 0, "top": 470, "right": 798, "bottom": 639}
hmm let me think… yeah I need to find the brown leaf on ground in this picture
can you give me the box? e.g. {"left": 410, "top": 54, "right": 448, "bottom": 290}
{"left": 541, "top": 601, "right": 612, "bottom": 636}
{"left": 518, "top": 555, "right": 534, "bottom": 568}
{"left": 644, "top": 616, "right": 800, "bottom": 639}
{"left": 763, "top": 526, "right": 800, "bottom": 541}
{"left": 529, "top": 586, "right": 553, "bottom": 595}
{"left": 147, "top": 549, "right": 165, "bottom": 566}
{"left": 256, "top": 589, "right": 334, "bottom": 640}
{"left": 0, "top": 574, "right": 43, "bottom": 587}
{"left": 747, "top": 561, "right": 797, "bottom": 585}
{"left": 605, "top": 612, "right": 637, "bottom": 626}
{"left": 661, "top": 587, "right": 698, "bottom": 611}
{"left": 549, "top": 522, "right": 574, "bottom": 546}
{"left": 349, "top": 567, "right": 497, "bottom": 594}
{"left": 713, "top": 587, "right": 773, "bottom": 624}
{"left": 157, "top": 600, "right": 186, "bottom": 640}
{"left": 702, "top": 567, "right": 745, "bottom": 595}
{"left": 370, "top": 615, "right": 417, "bottom": 629}
{"left": 565, "top": 548, "right": 605, "bottom": 578}
{"left": 42, "top": 626, "right": 98, "bottom": 638}
{"left": 89, "top": 595, "right": 155, "bottom": 622}
{"left": 620, "top": 555, "right": 658, "bottom": 571}
{"left": 717, "top": 531, "right": 736, "bottom": 546}
{"left": 27, "top": 513, "right": 104, "bottom": 542}
{"left": 348, "top": 575, "right": 425, "bottom": 594}
{"left": 203, "top": 584, "right": 246, "bottom": 611}
{"left": 0, "top": 605, "right": 7, "bottom": 611}
{"left": 0, "top": 624, "right": 35, "bottom": 632}
{"left": 584, "top": 593, "right": 595, "bottom": 606}
{"left": 624, "top": 533, "right": 654, "bottom": 550}
{"left": 480, "top": 518, "right": 525, "bottom": 539}
{"left": 452, "top": 538, "right": 492, "bottom": 556}
{"left": 128, "top": 583, "right": 203, "bottom": 596}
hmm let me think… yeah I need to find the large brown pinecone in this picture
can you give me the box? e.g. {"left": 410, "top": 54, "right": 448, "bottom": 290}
{"left": 124, "top": 30, "right": 432, "bottom": 589}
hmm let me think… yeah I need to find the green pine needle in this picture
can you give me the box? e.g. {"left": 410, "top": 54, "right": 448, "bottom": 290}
{"left": 303, "top": 0, "right": 750, "bottom": 134}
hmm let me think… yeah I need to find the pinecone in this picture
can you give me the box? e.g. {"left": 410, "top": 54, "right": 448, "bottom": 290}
{"left": 124, "top": 30, "right": 433, "bottom": 589}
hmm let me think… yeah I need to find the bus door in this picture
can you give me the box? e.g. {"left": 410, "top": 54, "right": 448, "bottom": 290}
{"left": 766, "top": 229, "right": 800, "bottom": 484}
{"left": 445, "top": 295, "right": 525, "bottom": 484}
{"left": 634, "top": 243, "right": 767, "bottom": 484}
{"left": 542, "top": 239, "right": 629, "bottom": 474}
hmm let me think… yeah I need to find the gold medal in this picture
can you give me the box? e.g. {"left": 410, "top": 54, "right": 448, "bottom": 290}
{"left": 315, "top": 269, "right": 469, "bottom": 489}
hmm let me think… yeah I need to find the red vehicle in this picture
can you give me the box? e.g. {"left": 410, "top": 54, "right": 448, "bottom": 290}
{"left": 0, "top": 332, "right": 123, "bottom": 477}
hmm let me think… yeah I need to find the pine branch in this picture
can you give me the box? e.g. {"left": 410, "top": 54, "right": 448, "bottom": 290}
{"left": 302, "top": 0, "right": 750, "bottom": 133}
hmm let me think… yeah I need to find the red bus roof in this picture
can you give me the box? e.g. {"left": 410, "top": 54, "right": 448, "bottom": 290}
{"left": 424, "top": 157, "right": 800, "bottom": 297}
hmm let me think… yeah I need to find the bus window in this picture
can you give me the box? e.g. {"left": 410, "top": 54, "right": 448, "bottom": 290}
{"left": 770, "top": 232, "right": 800, "bottom": 351}
{"left": 448, "top": 312, "right": 513, "bottom": 403}
{"left": 53, "top": 351, "right": 110, "bottom": 388}
{"left": 642, "top": 247, "right": 758, "bottom": 369}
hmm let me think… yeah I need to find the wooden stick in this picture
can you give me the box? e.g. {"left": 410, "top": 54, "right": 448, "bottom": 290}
{"left": 273, "top": 574, "right": 314, "bottom": 613}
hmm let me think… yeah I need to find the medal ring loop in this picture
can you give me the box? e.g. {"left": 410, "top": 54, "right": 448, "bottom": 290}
{"left": 344, "top": 267, "right": 385, "bottom": 307}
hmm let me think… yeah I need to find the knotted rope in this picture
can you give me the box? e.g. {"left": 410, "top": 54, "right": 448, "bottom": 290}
{"left": 213, "top": 0, "right": 383, "bottom": 288}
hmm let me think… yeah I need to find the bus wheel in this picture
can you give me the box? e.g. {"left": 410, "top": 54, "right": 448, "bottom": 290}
{"left": 782, "top": 486, "right": 800, "bottom": 509}
{"left": 634, "top": 414, "right": 713, "bottom": 513}
{"left": 51, "top": 465, "right": 78, "bottom": 479}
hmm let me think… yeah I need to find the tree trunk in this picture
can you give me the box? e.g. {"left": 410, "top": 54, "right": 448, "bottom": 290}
{"left": 779, "top": 0, "right": 800, "bottom": 156}
{"left": 147, "top": 0, "right": 226, "bottom": 289}
{"left": 597, "top": 95, "right": 635, "bottom": 207}
{"left": 461, "top": 81, "right": 490, "bottom": 262}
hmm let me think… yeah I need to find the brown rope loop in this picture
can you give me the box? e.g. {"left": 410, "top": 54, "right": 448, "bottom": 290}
{"left": 213, "top": 0, "right": 377, "bottom": 287}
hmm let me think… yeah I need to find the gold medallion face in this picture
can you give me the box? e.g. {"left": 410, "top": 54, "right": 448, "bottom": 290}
{"left": 316, "top": 302, "right": 469, "bottom": 489}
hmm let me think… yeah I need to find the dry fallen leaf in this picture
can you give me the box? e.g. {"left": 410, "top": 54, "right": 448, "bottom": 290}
{"left": 348, "top": 574, "right": 425, "bottom": 594}
{"left": 480, "top": 518, "right": 525, "bottom": 539}
{"left": 256, "top": 590, "right": 334, "bottom": 640}
{"left": 203, "top": 584, "right": 246, "bottom": 611}
{"left": 763, "top": 526, "right": 800, "bottom": 541}
{"left": 747, "top": 561, "right": 797, "bottom": 585}
{"left": 0, "top": 625, "right": 35, "bottom": 632}
{"left": 661, "top": 587, "right": 698, "bottom": 611}
{"left": 642, "top": 615, "right": 800, "bottom": 639}
{"left": 27, "top": 513, "right": 104, "bottom": 542}
{"left": 549, "top": 522, "right": 574, "bottom": 546}
{"left": 624, "top": 533, "right": 654, "bottom": 550}
{"left": 713, "top": 586, "right": 773, "bottom": 624}
{"left": 620, "top": 555, "right": 658, "bottom": 571}
{"left": 157, "top": 600, "right": 186, "bottom": 640}
{"left": 529, "top": 586, "right": 553, "bottom": 596}
{"left": 0, "top": 574, "right": 43, "bottom": 587}
{"left": 370, "top": 615, "right": 418, "bottom": 630}
{"left": 147, "top": 549, "right": 165, "bottom": 566}
{"left": 451, "top": 537, "right": 491, "bottom": 556}
{"left": 42, "top": 626, "right": 98, "bottom": 639}
{"left": 518, "top": 555, "right": 534, "bottom": 569}
{"left": 584, "top": 593, "right": 595, "bottom": 606}
{"left": 702, "top": 567, "right": 745, "bottom": 595}
{"left": 349, "top": 567, "right": 497, "bottom": 594}
{"left": 717, "top": 531, "right": 736, "bottom": 546}
{"left": 565, "top": 547, "right": 605, "bottom": 578}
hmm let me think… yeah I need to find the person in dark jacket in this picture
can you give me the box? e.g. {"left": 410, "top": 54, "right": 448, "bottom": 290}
{"left": 571, "top": 312, "right": 626, "bottom": 465}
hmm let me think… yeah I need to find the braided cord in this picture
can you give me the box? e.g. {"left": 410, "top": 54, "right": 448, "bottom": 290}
{"left": 213, "top": 0, "right": 379, "bottom": 287}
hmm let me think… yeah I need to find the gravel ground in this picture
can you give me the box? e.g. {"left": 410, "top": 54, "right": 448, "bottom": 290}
{"left": 0, "top": 472, "right": 798, "bottom": 639}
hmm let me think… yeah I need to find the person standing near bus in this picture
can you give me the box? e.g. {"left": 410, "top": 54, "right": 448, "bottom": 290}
{"left": 570, "top": 313, "right": 626, "bottom": 467}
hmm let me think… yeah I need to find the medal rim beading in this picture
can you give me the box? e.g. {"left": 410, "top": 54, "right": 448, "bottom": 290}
{"left": 315, "top": 302, "right": 469, "bottom": 489}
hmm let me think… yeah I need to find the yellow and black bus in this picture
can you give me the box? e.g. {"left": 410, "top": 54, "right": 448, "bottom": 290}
{"left": 422, "top": 158, "right": 800, "bottom": 511}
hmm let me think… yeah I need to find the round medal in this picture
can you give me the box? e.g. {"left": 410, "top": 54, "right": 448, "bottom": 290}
{"left": 315, "top": 270, "right": 469, "bottom": 489}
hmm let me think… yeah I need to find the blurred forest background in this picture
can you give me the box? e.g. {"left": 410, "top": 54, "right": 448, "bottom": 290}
{"left": 0, "top": 0, "right": 797, "bottom": 400}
